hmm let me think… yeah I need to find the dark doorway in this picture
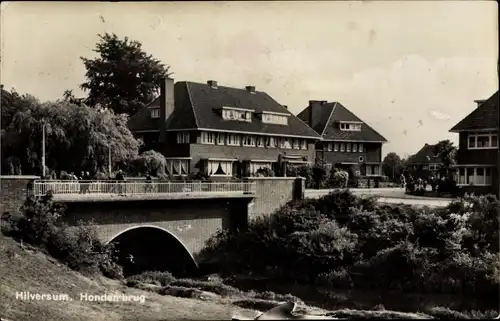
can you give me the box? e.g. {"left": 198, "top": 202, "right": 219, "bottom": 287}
{"left": 109, "top": 226, "right": 199, "bottom": 278}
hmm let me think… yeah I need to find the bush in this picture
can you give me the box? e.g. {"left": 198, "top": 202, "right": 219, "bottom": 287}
{"left": 201, "top": 190, "right": 499, "bottom": 308}
{"left": 255, "top": 167, "right": 275, "bottom": 177}
{"left": 3, "top": 194, "right": 123, "bottom": 279}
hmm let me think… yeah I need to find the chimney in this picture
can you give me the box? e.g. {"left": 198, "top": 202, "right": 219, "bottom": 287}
{"left": 308, "top": 100, "right": 324, "bottom": 128}
{"left": 245, "top": 85, "right": 256, "bottom": 94}
{"left": 159, "top": 77, "right": 175, "bottom": 143}
{"left": 474, "top": 99, "right": 486, "bottom": 108}
{"left": 207, "top": 80, "right": 218, "bottom": 89}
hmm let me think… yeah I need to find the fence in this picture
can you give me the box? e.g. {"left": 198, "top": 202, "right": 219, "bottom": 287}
{"left": 33, "top": 180, "right": 257, "bottom": 197}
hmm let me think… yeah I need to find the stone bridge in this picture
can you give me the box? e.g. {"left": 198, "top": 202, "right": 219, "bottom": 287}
{"left": 1, "top": 176, "right": 305, "bottom": 276}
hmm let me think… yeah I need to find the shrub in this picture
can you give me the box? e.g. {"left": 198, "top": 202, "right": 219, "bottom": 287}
{"left": 255, "top": 167, "right": 275, "bottom": 177}
{"left": 3, "top": 194, "right": 123, "bottom": 279}
{"left": 126, "top": 271, "right": 176, "bottom": 286}
{"left": 201, "top": 190, "right": 499, "bottom": 309}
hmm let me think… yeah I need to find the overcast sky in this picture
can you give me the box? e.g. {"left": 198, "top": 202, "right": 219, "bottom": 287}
{"left": 1, "top": 1, "right": 498, "bottom": 158}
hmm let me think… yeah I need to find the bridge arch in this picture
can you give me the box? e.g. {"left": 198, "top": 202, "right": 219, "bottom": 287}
{"left": 107, "top": 225, "right": 199, "bottom": 278}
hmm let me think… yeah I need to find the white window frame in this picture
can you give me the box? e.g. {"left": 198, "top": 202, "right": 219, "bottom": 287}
{"left": 256, "top": 136, "right": 265, "bottom": 148}
{"left": 468, "top": 132, "right": 498, "bottom": 150}
{"left": 243, "top": 135, "right": 256, "bottom": 147}
{"left": 352, "top": 143, "right": 357, "bottom": 152}
{"left": 292, "top": 139, "right": 300, "bottom": 150}
{"left": 262, "top": 113, "right": 289, "bottom": 125}
{"left": 333, "top": 143, "right": 339, "bottom": 152}
{"left": 216, "top": 133, "right": 225, "bottom": 145}
{"left": 300, "top": 139, "right": 307, "bottom": 150}
{"left": 326, "top": 143, "right": 332, "bottom": 151}
{"left": 227, "top": 134, "right": 241, "bottom": 146}
{"left": 165, "top": 159, "right": 190, "bottom": 176}
{"left": 340, "top": 143, "right": 345, "bottom": 152}
{"left": 266, "top": 136, "right": 277, "bottom": 148}
{"left": 249, "top": 161, "right": 272, "bottom": 175}
{"left": 456, "top": 167, "right": 493, "bottom": 186}
{"left": 365, "top": 164, "right": 380, "bottom": 176}
{"left": 346, "top": 143, "right": 351, "bottom": 152}
{"left": 150, "top": 108, "right": 160, "bottom": 118}
{"left": 176, "top": 132, "right": 190, "bottom": 144}
{"left": 358, "top": 143, "right": 364, "bottom": 152}
{"left": 280, "top": 138, "right": 292, "bottom": 149}
{"left": 201, "top": 132, "right": 215, "bottom": 144}
{"left": 340, "top": 122, "right": 362, "bottom": 132}
{"left": 206, "top": 160, "right": 234, "bottom": 177}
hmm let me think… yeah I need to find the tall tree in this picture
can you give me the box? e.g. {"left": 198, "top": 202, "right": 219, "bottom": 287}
{"left": 382, "top": 152, "right": 404, "bottom": 181}
{"left": 80, "top": 33, "right": 171, "bottom": 116}
{"left": 433, "top": 139, "right": 457, "bottom": 178}
{"left": 1, "top": 90, "right": 141, "bottom": 176}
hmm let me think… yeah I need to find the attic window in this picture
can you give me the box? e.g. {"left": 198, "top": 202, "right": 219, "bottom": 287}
{"left": 340, "top": 122, "right": 362, "bottom": 131}
{"left": 150, "top": 108, "right": 160, "bottom": 119}
{"left": 261, "top": 111, "right": 289, "bottom": 125}
{"left": 221, "top": 106, "right": 253, "bottom": 122}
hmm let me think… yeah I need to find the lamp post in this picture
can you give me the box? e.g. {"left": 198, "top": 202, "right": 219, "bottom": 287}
{"left": 41, "top": 120, "right": 46, "bottom": 178}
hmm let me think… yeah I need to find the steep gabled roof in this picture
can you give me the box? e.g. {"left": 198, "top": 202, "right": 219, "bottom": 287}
{"left": 127, "top": 82, "right": 196, "bottom": 132}
{"left": 450, "top": 91, "right": 499, "bottom": 132}
{"left": 405, "top": 143, "right": 443, "bottom": 165}
{"left": 128, "top": 81, "right": 321, "bottom": 139}
{"left": 297, "top": 102, "right": 387, "bottom": 142}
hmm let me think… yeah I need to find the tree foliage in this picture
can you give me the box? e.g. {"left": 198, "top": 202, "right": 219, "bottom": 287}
{"left": 1, "top": 87, "right": 141, "bottom": 176}
{"left": 80, "top": 33, "right": 171, "bottom": 116}
{"left": 433, "top": 140, "right": 457, "bottom": 177}
{"left": 382, "top": 152, "right": 405, "bottom": 181}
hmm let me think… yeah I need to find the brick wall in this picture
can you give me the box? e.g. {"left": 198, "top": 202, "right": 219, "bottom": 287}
{"left": 246, "top": 177, "right": 304, "bottom": 219}
{"left": 61, "top": 197, "right": 252, "bottom": 255}
{"left": 0, "top": 175, "right": 40, "bottom": 215}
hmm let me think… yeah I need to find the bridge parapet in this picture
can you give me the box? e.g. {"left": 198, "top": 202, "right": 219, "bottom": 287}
{"left": 33, "top": 180, "right": 256, "bottom": 202}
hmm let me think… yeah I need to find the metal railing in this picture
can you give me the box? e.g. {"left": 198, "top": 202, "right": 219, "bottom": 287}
{"left": 33, "top": 180, "right": 257, "bottom": 197}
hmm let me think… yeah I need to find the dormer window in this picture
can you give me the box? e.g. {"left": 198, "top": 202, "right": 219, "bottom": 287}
{"left": 260, "top": 111, "right": 289, "bottom": 125}
{"left": 339, "top": 121, "right": 362, "bottom": 131}
{"left": 221, "top": 106, "right": 253, "bottom": 122}
{"left": 150, "top": 108, "right": 160, "bottom": 119}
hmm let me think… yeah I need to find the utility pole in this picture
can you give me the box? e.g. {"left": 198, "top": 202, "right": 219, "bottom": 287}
{"left": 42, "top": 120, "right": 46, "bottom": 178}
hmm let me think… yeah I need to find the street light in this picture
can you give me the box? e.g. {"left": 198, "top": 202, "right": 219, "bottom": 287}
{"left": 41, "top": 119, "right": 46, "bottom": 178}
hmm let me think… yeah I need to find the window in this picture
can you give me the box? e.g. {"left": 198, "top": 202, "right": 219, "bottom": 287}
{"left": 201, "top": 132, "right": 215, "bottom": 144}
{"left": 150, "top": 108, "right": 160, "bottom": 118}
{"left": 346, "top": 143, "right": 351, "bottom": 152}
{"left": 326, "top": 143, "right": 332, "bottom": 151}
{"left": 300, "top": 139, "right": 307, "bottom": 150}
{"left": 177, "top": 132, "right": 190, "bottom": 144}
{"left": 227, "top": 134, "right": 241, "bottom": 146}
{"left": 358, "top": 144, "right": 364, "bottom": 152}
{"left": 340, "top": 122, "right": 362, "bottom": 131}
{"left": 206, "top": 160, "right": 233, "bottom": 176}
{"left": 256, "top": 136, "right": 265, "bottom": 147}
{"left": 365, "top": 164, "right": 380, "bottom": 176}
{"left": 352, "top": 144, "right": 357, "bottom": 152}
{"left": 216, "top": 133, "right": 225, "bottom": 145}
{"left": 340, "top": 143, "right": 345, "bottom": 152}
{"left": 292, "top": 139, "right": 300, "bottom": 149}
{"left": 262, "top": 113, "right": 288, "bottom": 125}
{"left": 429, "top": 163, "right": 440, "bottom": 171}
{"left": 280, "top": 138, "right": 292, "bottom": 149}
{"left": 334, "top": 143, "right": 339, "bottom": 152}
{"left": 222, "top": 108, "right": 252, "bottom": 122}
{"left": 243, "top": 135, "right": 256, "bottom": 147}
{"left": 166, "top": 159, "right": 190, "bottom": 176}
{"left": 468, "top": 132, "right": 498, "bottom": 149}
{"left": 457, "top": 167, "right": 493, "bottom": 186}
{"left": 249, "top": 162, "right": 272, "bottom": 175}
{"left": 265, "top": 136, "right": 277, "bottom": 148}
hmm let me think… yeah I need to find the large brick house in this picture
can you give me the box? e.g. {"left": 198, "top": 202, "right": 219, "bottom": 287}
{"left": 127, "top": 78, "right": 321, "bottom": 178}
{"left": 405, "top": 143, "right": 444, "bottom": 178}
{"left": 297, "top": 100, "right": 387, "bottom": 177}
{"left": 449, "top": 92, "right": 498, "bottom": 195}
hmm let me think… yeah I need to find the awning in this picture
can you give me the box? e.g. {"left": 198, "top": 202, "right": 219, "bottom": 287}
{"left": 288, "top": 160, "right": 312, "bottom": 164}
{"left": 206, "top": 158, "right": 238, "bottom": 162}
{"left": 451, "top": 164, "right": 495, "bottom": 168}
